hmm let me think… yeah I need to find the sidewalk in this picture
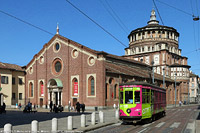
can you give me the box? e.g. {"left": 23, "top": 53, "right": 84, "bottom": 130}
{"left": 1, "top": 108, "right": 120, "bottom": 132}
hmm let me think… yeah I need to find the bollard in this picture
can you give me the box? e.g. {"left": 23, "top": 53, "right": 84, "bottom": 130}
{"left": 81, "top": 114, "right": 86, "bottom": 127}
{"left": 31, "top": 120, "right": 38, "bottom": 132}
{"left": 100, "top": 111, "right": 104, "bottom": 123}
{"left": 115, "top": 109, "right": 119, "bottom": 120}
{"left": 52, "top": 118, "right": 57, "bottom": 132}
{"left": 91, "top": 112, "right": 96, "bottom": 125}
{"left": 4, "top": 123, "right": 12, "bottom": 133}
{"left": 113, "top": 104, "right": 116, "bottom": 109}
{"left": 68, "top": 116, "right": 73, "bottom": 130}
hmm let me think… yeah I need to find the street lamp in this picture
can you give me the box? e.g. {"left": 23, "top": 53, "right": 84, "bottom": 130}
{"left": 163, "top": 67, "right": 165, "bottom": 89}
{"left": 175, "top": 72, "right": 177, "bottom": 107}
{"left": 151, "top": 61, "right": 155, "bottom": 84}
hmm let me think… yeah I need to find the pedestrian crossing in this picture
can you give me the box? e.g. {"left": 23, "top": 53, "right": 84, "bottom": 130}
{"left": 168, "top": 108, "right": 197, "bottom": 111}
{"left": 139, "top": 121, "right": 195, "bottom": 133}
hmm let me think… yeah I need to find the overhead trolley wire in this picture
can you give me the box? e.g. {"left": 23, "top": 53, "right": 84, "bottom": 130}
{"left": 99, "top": 0, "right": 128, "bottom": 34}
{"left": 155, "top": 0, "right": 193, "bottom": 16}
{"left": 65, "top": 0, "right": 127, "bottom": 48}
{"left": 104, "top": 0, "right": 130, "bottom": 32}
{"left": 0, "top": 9, "right": 54, "bottom": 36}
{"left": 152, "top": 0, "right": 164, "bottom": 25}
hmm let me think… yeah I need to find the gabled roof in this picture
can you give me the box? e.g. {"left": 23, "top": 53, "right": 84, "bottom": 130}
{"left": 26, "top": 34, "right": 100, "bottom": 69}
{"left": 0, "top": 62, "right": 25, "bottom": 72}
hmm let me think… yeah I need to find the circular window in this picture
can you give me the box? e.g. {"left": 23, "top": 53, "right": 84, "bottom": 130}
{"left": 72, "top": 49, "right": 79, "bottom": 58}
{"left": 55, "top": 61, "right": 61, "bottom": 72}
{"left": 55, "top": 43, "right": 60, "bottom": 51}
{"left": 88, "top": 56, "right": 95, "bottom": 66}
{"left": 52, "top": 58, "right": 63, "bottom": 76}
{"left": 39, "top": 56, "right": 44, "bottom": 64}
{"left": 29, "top": 67, "right": 33, "bottom": 74}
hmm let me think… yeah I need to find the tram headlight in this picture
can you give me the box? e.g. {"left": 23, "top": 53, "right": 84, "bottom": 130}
{"left": 138, "top": 112, "right": 140, "bottom": 115}
{"left": 126, "top": 109, "right": 131, "bottom": 114}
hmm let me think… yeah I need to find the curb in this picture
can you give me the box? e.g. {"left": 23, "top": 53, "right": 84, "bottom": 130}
{"left": 75, "top": 121, "right": 120, "bottom": 132}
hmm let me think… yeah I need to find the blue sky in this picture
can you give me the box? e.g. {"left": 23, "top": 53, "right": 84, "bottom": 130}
{"left": 0, "top": 0, "right": 200, "bottom": 75}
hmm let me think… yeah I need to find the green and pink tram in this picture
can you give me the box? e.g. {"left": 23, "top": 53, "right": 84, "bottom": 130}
{"left": 119, "top": 81, "right": 166, "bottom": 123}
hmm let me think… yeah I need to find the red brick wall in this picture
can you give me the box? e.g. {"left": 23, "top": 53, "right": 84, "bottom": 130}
{"left": 25, "top": 36, "right": 105, "bottom": 108}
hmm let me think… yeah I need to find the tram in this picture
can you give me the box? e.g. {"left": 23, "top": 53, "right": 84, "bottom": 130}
{"left": 119, "top": 81, "right": 166, "bottom": 123}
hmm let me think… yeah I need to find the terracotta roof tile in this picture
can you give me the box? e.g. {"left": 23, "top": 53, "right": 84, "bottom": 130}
{"left": 0, "top": 62, "right": 24, "bottom": 72}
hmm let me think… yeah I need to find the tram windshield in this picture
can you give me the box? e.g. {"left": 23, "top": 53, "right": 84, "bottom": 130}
{"left": 125, "top": 91, "right": 133, "bottom": 104}
{"left": 135, "top": 91, "right": 140, "bottom": 104}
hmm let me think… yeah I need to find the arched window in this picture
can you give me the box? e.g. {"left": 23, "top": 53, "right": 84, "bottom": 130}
{"left": 114, "top": 84, "right": 119, "bottom": 99}
{"left": 40, "top": 81, "right": 44, "bottom": 97}
{"left": 29, "top": 82, "right": 33, "bottom": 97}
{"left": 72, "top": 78, "right": 78, "bottom": 96}
{"left": 88, "top": 76, "right": 95, "bottom": 96}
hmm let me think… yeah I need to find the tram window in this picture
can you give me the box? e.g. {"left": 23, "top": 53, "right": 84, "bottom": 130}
{"left": 120, "top": 92, "right": 123, "bottom": 104}
{"left": 125, "top": 91, "right": 133, "bottom": 104}
{"left": 135, "top": 91, "right": 140, "bottom": 104}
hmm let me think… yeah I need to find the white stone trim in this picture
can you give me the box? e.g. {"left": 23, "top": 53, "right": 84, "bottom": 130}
{"left": 38, "top": 79, "right": 45, "bottom": 98}
{"left": 53, "top": 41, "right": 61, "bottom": 53}
{"left": 51, "top": 56, "right": 64, "bottom": 77}
{"left": 26, "top": 37, "right": 100, "bottom": 71}
{"left": 39, "top": 55, "right": 44, "bottom": 64}
{"left": 29, "top": 66, "right": 33, "bottom": 74}
{"left": 86, "top": 74, "right": 96, "bottom": 98}
{"left": 87, "top": 56, "right": 95, "bottom": 66}
{"left": 71, "top": 75, "right": 79, "bottom": 98}
{"left": 71, "top": 48, "right": 79, "bottom": 59}
{"left": 28, "top": 80, "right": 34, "bottom": 98}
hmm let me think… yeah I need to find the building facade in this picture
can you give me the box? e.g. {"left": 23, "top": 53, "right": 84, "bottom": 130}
{"left": 189, "top": 72, "right": 199, "bottom": 103}
{"left": 25, "top": 30, "right": 175, "bottom": 109}
{"left": 0, "top": 62, "right": 25, "bottom": 107}
{"left": 123, "top": 9, "right": 191, "bottom": 105}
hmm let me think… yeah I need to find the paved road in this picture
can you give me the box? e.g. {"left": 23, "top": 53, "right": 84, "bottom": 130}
{"left": 89, "top": 105, "right": 200, "bottom": 133}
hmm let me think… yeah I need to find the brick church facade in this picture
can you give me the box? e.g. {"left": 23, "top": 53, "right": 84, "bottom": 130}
{"left": 25, "top": 33, "right": 175, "bottom": 109}
{"left": 25, "top": 9, "right": 190, "bottom": 109}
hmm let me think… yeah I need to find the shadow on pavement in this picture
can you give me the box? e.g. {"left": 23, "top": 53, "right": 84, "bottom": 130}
{"left": 0, "top": 110, "right": 91, "bottom": 128}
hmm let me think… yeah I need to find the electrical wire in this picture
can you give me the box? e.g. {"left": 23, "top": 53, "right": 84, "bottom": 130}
{"left": 152, "top": 0, "right": 164, "bottom": 25}
{"left": 0, "top": 9, "right": 54, "bottom": 36}
{"left": 65, "top": 0, "right": 127, "bottom": 47}
{"left": 155, "top": 0, "right": 194, "bottom": 17}
{"left": 99, "top": 0, "right": 128, "bottom": 34}
{"left": 183, "top": 48, "right": 200, "bottom": 55}
{"left": 104, "top": 0, "right": 130, "bottom": 32}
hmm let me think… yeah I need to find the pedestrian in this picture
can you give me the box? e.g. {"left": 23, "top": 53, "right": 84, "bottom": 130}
{"left": 53, "top": 104, "right": 58, "bottom": 113}
{"left": 19, "top": 103, "right": 21, "bottom": 109}
{"left": 2, "top": 102, "right": 6, "bottom": 112}
{"left": 76, "top": 102, "right": 81, "bottom": 113}
{"left": 81, "top": 103, "right": 85, "bottom": 113}
{"left": 16, "top": 103, "right": 18, "bottom": 109}
{"left": 68, "top": 101, "right": 71, "bottom": 112}
{"left": 179, "top": 101, "right": 182, "bottom": 106}
{"left": 50, "top": 101, "right": 53, "bottom": 112}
